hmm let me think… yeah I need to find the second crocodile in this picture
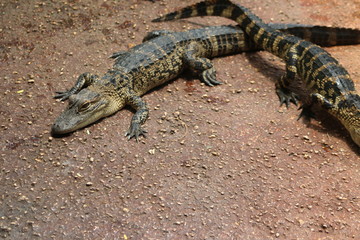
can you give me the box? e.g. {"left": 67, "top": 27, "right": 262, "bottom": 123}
{"left": 153, "top": 0, "right": 360, "bottom": 147}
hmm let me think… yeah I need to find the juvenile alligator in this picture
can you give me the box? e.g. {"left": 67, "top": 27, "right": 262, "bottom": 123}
{"left": 52, "top": 21, "right": 360, "bottom": 141}
{"left": 153, "top": 0, "right": 360, "bottom": 146}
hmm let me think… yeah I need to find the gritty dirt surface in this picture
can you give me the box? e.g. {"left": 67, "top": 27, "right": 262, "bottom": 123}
{"left": 1, "top": 0, "right": 360, "bottom": 239}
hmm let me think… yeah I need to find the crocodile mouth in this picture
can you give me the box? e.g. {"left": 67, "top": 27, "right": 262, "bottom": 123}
{"left": 348, "top": 127, "right": 360, "bottom": 147}
{"left": 51, "top": 120, "right": 79, "bottom": 135}
{"left": 51, "top": 100, "right": 107, "bottom": 135}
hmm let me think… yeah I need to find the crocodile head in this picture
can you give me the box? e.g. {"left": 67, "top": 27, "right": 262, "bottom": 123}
{"left": 349, "top": 127, "right": 360, "bottom": 147}
{"left": 338, "top": 93, "right": 360, "bottom": 147}
{"left": 52, "top": 86, "right": 124, "bottom": 135}
{"left": 345, "top": 116, "right": 360, "bottom": 147}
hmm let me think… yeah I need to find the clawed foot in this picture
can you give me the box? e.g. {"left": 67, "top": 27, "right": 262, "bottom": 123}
{"left": 125, "top": 123, "right": 147, "bottom": 141}
{"left": 276, "top": 87, "right": 298, "bottom": 108}
{"left": 54, "top": 73, "right": 99, "bottom": 101}
{"left": 54, "top": 90, "right": 72, "bottom": 101}
{"left": 297, "top": 104, "right": 315, "bottom": 121}
{"left": 201, "top": 68, "right": 222, "bottom": 87}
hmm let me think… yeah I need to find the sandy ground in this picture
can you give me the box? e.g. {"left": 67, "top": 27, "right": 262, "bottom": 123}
{"left": 1, "top": 0, "right": 360, "bottom": 239}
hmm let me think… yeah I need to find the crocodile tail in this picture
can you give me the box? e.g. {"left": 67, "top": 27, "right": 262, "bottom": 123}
{"left": 270, "top": 24, "right": 360, "bottom": 46}
{"left": 152, "top": 0, "right": 274, "bottom": 45}
{"left": 281, "top": 25, "right": 360, "bottom": 47}
{"left": 152, "top": 0, "right": 232, "bottom": 22}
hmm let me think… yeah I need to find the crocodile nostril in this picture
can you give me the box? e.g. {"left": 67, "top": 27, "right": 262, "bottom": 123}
{"left": 51, "top": 123, "right": 60, "bottom": 134}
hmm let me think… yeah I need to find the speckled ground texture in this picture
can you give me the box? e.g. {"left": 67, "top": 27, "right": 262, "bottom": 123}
{"left": 1, "top": 0, "right": 360, "bottom": 239}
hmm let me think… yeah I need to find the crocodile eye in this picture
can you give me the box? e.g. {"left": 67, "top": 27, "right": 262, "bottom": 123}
{"left": 78, "top": 102, "right": 92, "bottom": 112}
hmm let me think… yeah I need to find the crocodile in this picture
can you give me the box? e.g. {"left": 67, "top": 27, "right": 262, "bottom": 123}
{"left": 153, "top": 0, "right": 360, "bottom": 147}
{"left": 52, "top": 22, "right": 360, "bottom": 141}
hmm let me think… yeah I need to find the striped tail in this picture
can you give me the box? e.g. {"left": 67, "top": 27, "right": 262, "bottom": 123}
{"left": 152, "top": 0, "right": 270, "bottom": 29}
{"left": 152, "top": 0, "right": 360, "bottom": 56}
{"left": 274, "top": 24, "right": 360, "bottom": 46}
{"left": 152, "top": 0, "right": 236, "bottom": 22}
{"left": 153, "top": 0, "right": 276, "bottom": 49}
{"left": 153, "top": 1, "right": 360, "bottom": 48}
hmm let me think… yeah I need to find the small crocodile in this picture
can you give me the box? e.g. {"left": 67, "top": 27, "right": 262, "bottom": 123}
{"left": 153, "top": 0, "right": 360, "bottom": 147}
{"left": 52, "top": 22, "right": 360, "bottom": 141}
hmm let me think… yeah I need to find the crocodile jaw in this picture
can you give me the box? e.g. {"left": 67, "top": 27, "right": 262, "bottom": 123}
{"left": 52, "top": 88, "right": 123, "bottom": 135}
{"left": 337, "top": 102, "right": 360, "bottom": 147}
{"left": 347, "top": 126, "right": 360, "bottom": 147}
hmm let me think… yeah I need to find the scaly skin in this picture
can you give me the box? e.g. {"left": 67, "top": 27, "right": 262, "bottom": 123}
{"left": 52, "top": 22, "right": 360, "bottom": 141}
{"left": 153, "top": 0, "right": 360, "bottom": 147}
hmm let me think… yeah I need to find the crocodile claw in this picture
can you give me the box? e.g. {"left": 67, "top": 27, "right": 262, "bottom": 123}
{"left": 54, "top": 90, "right": 72, "bottom": 101}
{"left": 126, "top": 124, "right": 147, "bottom": 141}
{"left": 297, "top": 104, "right": 315, "bottom": 120}
{"left": 276, "top": 87, "right": 298, "bottom": 108}
{"left": 201, "top": 68, "right": 222, "bottom": 86}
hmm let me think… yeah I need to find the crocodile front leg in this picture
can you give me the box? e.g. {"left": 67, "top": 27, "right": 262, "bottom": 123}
{"left": 125, "top": 91, "right": 149, "bottom": 141}
{"left": 275, "top": 47, "right": 299, "bottom": 107}
{"left": 184, "top": 42, "right": 222, "bottom": 86}
{"left": 54, "top": 72, "right": 99, "bottom": 101}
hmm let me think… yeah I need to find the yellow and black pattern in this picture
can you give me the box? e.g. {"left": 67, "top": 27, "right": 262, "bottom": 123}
{"left": 153, "top": 0, "right": 360, "bottom": 146}
{"left": 270, "top": 24, "right": 360, "bottom": 47}
{"left": 51, "top": 5, "right": 360, "bottom": 143}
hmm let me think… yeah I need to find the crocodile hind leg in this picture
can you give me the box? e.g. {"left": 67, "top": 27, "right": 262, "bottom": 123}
{"left": 275, "top": 47, "right": 299, "bottom": 107}
{"left": 298, "top": 93, "right": 335, "bottom": 120}
{"left": 54, "top": 72, "right": 99, "bottom": 101}
{"left": 125, "top": 90, "right": 149, "bottom": 141}
{"left": 276, "top": 76, "right": 299, "bottom": 108}
{"left": 184, "top": 41, "right": 222, "bottom": 86}
{"left": 112, "top": 30, "right": 175, "bottom": 59}
{"left": 109, "top": 51, "right": 128, "bottom": 59}
{"left": 142, "top": 30, "right": 174, "bottom": 42}
{"left": 297, "top": 104, "right": 315, "bottom": 120}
